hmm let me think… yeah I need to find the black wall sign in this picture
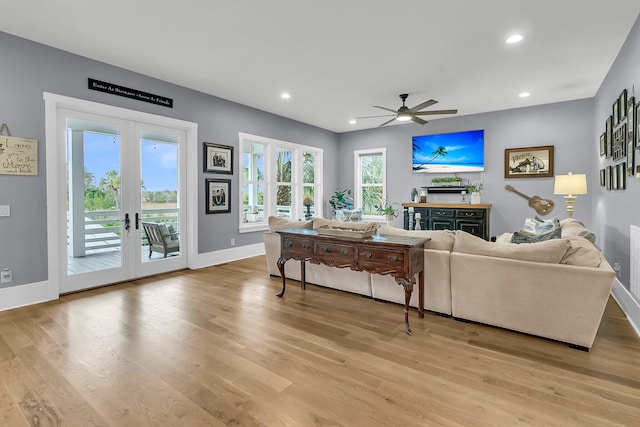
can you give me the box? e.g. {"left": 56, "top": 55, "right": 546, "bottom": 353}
{"left": 88, "top": 78, "right": 173, "bottom": 108}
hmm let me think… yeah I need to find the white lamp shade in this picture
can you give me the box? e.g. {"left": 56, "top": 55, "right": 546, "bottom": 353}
{"left": 554, "top": 173, "right": 587, "bottom": 195}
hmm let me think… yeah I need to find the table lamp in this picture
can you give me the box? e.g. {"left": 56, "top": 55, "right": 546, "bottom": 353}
{"left": 553, "top": 172, "right": 587, "bottom": 218}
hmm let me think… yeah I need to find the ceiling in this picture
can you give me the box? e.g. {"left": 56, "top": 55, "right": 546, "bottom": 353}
{"left": 2, "top": 1, "right": 639, "bottom": 133}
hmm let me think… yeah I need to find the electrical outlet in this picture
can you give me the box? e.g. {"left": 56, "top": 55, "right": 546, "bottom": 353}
{"left": 1, "top": 269, "right": 12, "bottom": 284}
{"left": 0, "top": 205, "right": 10, "bottom": 217}
{"left": 230, "top": 238, "right": 236, "bottom": 246}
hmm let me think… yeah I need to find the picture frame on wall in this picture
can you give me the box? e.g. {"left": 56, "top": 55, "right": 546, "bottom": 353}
{"left": 619, "top": 89, "right": 628, "bottom": 120}
{"left": 600, "top": 169, "right": 606, "bottom": 186}
{"left": 636, "top": 103, "right": 640, "bottom": 149}
{"left": 618, "top": 162, "right": 626, "bottom": 190}
{"left": 613, "top": 97, "right": 620, "bottom": 126}
{"left": 203, "top": 142, "right": 233, "bottom": 174}
{"left": 504, "top": 145, "right": 554, "bottom": 178}
{"left": 605, "top": 115, "right": 613, "bottom": 157}
{"left": 612, "top": 165, "right": 618, "bottom": 190}
{"left": 606, "top": 165, "right": 611, "bottom": 190}
{"left": 599, "top": 133, "right": 606, "bottom": 157}
{"left": 627, "top": 137, "right": 635, "bottom": 176}
{"left": 205, "top": 178, "right": 231, "bottom": 214}
{"left": 627, "top": 96, "right": 635, "bottom": 145}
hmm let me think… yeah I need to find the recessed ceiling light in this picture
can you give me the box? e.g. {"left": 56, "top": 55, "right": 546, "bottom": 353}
{"left": 349, "top": 119, "right": 357, "bottom": 124}
{"left": 280, "top": 93, "right": 291, "bottom": 99}
{"left": 506, "top": 34, "right": 523, "bottom": 44}
{"left": 519, "top": 92, "right": 531, "bottom": 98}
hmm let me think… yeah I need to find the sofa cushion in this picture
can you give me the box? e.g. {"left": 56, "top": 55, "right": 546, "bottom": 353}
{"left": 560, "top": 218, "right": 597, "bottom": 244}
{"left": 453, "top": 230, "right": 571, "bottom": 264}
{"left": 560, "top": 236, "right": 602, "bottom": 267}
{"left": 377, "top": 225, "right": 455, "bottom": 251}
{"left": 268, "top": 216, "right": 313, "bottom": 232}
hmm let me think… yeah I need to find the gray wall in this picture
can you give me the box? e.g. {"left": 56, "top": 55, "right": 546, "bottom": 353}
{"left": 0, "top": 31, "right": 339, "bottom": 287}
{"left": 593, "top": 14, "right": 640, "bottom": 290}
{"left": 337, "top": 99, "right": 595, "bottom": 236}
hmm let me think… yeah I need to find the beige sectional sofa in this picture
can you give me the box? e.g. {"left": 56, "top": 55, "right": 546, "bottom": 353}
{"left": 263, "top": 216, "right": 615, "bottom": 349}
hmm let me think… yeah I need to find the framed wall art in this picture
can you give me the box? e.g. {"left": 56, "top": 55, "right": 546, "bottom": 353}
{"left": 636, "top": 103, "right": 640, "bottom": 149}
{"left": 627, "top": 136, "right": 635, "bottom": 176}
{"left": 619, "top": 89, "right": 628, "bottom": 121}
{"left": 205, "top": 178, "right": 231, "bottom": 214}
{"left": 504, "top": 145, "right": 554, "bottom": 178}
{"left": 618, "top": 162, "right": 626, "bottom": 190}
{"left": 612, "top": 165, "right": 618, "bottom": 190}
{"left": 627, "top": 96, "right": 635, "bottom": 145}
{"left": 600, "top": 169, "right": 606, "bottom": 186}
{"left": 605, "top": 115, "right": 613, "bottom": 157}
{"left": 612, "top": 124, "right": 626, "bottom": 161}
{"left": 203, "top": 142, "right": 233, "bottom": 174}
{"left": 599, "top": 133, "right": 606, "bottom": 157}
{"left": 606, "top": 165, "right": 611, "bottom": 190}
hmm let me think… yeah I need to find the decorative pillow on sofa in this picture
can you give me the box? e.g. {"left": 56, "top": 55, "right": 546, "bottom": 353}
{"left": 268, "top": 216, "right": 313, "bottom": 232}
{"left": 510, "top": 217, "right": 561, "bottom": 244}
{"left": 560, "top": 235, "right": 602, "bottom": 268}
{"left": 453, "top": 230, "right": 571, "bottom": 264}
{"left": 377, "top": 224, "right": 455, "bottom": 251}
{"left": 560, "top": 218, "right": 597, "bottom": 244}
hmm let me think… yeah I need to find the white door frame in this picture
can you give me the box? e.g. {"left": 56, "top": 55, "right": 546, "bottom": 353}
{"left": 44, "top": 92, "right": 199, "bottom": 297}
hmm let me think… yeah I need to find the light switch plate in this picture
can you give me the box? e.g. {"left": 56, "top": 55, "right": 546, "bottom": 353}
{"left": 0, "top": 206, "right": 10, "bottom": 217}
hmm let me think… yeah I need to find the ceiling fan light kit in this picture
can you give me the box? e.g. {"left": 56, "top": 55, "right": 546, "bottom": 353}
{"left": 356, "top": 93, "right": 458, "bottom": 127}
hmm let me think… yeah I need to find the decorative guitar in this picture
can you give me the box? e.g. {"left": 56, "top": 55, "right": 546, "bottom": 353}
{"left": 505, "top": 185, "right": 554, "bottom": 215}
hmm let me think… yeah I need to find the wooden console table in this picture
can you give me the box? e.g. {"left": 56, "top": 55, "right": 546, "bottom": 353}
{"left": 276, "top": 228, "right": 429, "bottom": 335}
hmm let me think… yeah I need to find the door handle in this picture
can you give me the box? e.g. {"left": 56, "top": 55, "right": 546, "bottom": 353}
{"left": 124, "top": 213, "right": 130, "bottom": 231}
{"left": 135, "top": 213, "right": 140, "bottom": 230}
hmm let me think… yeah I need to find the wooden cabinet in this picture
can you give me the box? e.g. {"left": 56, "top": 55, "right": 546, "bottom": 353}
{"left": 402, "top": 203, "right": 491, "bottom": 240}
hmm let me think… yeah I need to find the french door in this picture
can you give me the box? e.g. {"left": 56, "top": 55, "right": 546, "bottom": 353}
{"left": 58, "top": 109, "right": 187, "bottom": 293}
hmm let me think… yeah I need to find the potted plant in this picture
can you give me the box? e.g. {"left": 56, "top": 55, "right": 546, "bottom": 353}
{"left": 329, "top": 188, "right": 353, "bottom": 213}
{"left": 375, "top": 199, "right": 400, "bottom": 225}
{"left": 431, "top": 176, "right": 463, "bottom": 187}
{"left": 466, "top": 181, "right": 484, "bottom": 204}
{"left": 303, "top": 195, "right": 314, "bottom": 219}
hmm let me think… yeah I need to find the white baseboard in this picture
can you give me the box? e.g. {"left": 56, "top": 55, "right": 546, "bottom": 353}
{"left": 0, "top": 280, "right": 58, "bottom": 312}
{"left": 190, "top": 243, "right": 265, "bottom": 269}
{"left": 611, "top": 278, "right": 640, "bottom": 339}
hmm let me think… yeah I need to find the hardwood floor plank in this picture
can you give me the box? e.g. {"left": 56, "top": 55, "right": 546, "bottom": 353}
{"left": 0, "top": 255, "right": 639, "bottom": 426}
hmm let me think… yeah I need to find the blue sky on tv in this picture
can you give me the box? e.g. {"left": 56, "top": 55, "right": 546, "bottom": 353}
{"left": 412, "top": 129, "right": 484, "bottom": 165}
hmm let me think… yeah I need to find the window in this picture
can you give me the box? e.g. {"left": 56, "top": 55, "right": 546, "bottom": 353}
{"left": 239, "top": 133, "right": 322, "bottom": 232}
{"left": 354, "top": 148, "right": 386, "bottom": 219}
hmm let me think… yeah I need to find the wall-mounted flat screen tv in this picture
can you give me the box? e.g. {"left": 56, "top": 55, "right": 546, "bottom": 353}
{"left": 412, "top": 129, "right": 485, "bottom": 173}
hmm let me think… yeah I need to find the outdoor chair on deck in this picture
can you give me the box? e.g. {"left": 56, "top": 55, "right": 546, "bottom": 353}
{"left": 142, "top": 222, "right": 180, "bottom": 258}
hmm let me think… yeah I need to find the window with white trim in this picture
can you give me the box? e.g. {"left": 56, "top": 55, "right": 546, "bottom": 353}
{"left": 354, "top": 148, "right": 386, "bottom": 219}
{"left": 239, "top": 133, "right": 322, "bottom": 232}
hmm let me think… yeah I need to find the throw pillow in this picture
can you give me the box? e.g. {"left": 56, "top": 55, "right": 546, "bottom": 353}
{"left": 377, "top": 224, "right": 455, "bottom": 251}
{"left": 560, "top": 236, "right": 602, "bottom": 268}
{"left": 453, "top": 230, "right": 571, "bottom": 264}
{"left": 510, "top": 227, "right": 561, "bottom": 244}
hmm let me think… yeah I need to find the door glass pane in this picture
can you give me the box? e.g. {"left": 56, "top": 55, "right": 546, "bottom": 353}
{"left": 140, "top": 135, "right": 180, "bottom": 262}
{"left": 66, "top": 119, "right": 122, "bottom": 275}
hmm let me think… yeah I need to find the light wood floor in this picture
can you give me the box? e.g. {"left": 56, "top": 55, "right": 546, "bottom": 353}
{"left": 1, "top": 255, "right": 639, "bottom": 426}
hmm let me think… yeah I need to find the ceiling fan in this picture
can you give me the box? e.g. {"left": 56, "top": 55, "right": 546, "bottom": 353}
{"left": 357, "top": 94, "right": 458, "bottom": 127}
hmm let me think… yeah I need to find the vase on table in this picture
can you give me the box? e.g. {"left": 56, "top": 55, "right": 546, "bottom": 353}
{"left": 386, "top": 214, "right": 395, "bottom": 226}
{"left": 470, "top": 192, "right": 481, "bottom": 204}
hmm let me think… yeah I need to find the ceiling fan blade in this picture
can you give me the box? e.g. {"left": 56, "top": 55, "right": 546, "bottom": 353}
{"left": 414, "top": 109, "right": 458, "bottom": 115}
{"left": 373, "top": 105, "right": 399, "bottom": 114}
{"left": 355, "top": 114, "right": 395, "bottom": 119}
{"left": 378, "top": 117, "right": 397, "bottom": 127}
{"left": 411, "top": 116, "right": 428, "bottom": 125}
{"left": 408, "top": 99, "right": 438, "bottom": 113}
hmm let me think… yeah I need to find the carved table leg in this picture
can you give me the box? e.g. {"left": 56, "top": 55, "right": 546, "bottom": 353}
{"left": 396, "top": 277, "right": 414, "bottom": 335}
{"left": 300, "top": 260, "right": 306, "bottom": 290}
{"left": 276, "top": 257, "right": 286, "bottom": 297}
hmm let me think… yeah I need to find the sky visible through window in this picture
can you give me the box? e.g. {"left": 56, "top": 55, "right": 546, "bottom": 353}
{"left": 84, "top": 132, "right": 177, "bottom": 192}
